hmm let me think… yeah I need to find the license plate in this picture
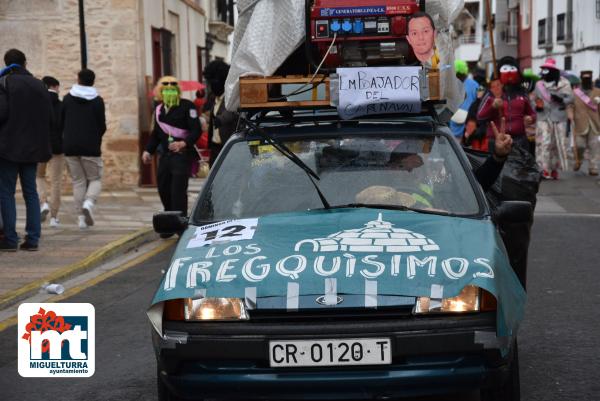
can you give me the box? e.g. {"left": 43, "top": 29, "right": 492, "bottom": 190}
{"left": 269, "top": 338, "right": 391, "bottom": 367}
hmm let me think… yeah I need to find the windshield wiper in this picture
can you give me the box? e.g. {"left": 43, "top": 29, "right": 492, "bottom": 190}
{"left": 326, "top": 203, "right": 456, "bottom": 216}
{"left": 243, "top": 118, "right": 331, "bottom": 209}
{"left": 326, "top": 203, "right": 410, "bottom": 211}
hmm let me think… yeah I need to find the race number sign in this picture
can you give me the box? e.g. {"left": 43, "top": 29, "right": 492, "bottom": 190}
{"left": 187, "top": 218, "right": 258, "bottom": 248}
{"left": 336, "top": 66, "right": 422, "bottom": 120}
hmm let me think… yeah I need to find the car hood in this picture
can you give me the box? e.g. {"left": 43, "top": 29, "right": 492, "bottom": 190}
{"left": 149, "top": 208, "right": 525, "bottom": 338}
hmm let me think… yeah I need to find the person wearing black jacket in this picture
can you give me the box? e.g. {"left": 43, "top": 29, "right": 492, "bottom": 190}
{"left": 0, "top": 49, "right": 52, "bottom": 251}
{"left": 142, "top": 76, "right": 201, "bottom": 231}
{"left": 37, "top": 76, "right": 64, "bottom": 228}
{"left": 62, "top": 69, "right": 106, "bottom": 229}
{"left": 204, "top": 60, "right": 239, "bottom": 166}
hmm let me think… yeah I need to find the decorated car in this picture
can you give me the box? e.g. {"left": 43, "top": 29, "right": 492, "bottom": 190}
{"left": 148, "top": 112, "right": 528, "bottom": 401}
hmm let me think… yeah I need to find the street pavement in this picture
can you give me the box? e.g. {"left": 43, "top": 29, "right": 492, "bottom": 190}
{"left": 0, "top": 172, "right": 599, "bottom": 400}
{"left": 0, "top": 179, "right": 204, "bottom": 303}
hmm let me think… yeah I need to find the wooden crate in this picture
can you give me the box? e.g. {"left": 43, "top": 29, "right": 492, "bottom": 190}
{"left": 239, "top": 75, "right": 330, "bottom": 109}
{"left": 426, "top": 69, "right": 441, "bottom": 101}
{"left": 239, "top": 70, "right": 441, "bottom": 109}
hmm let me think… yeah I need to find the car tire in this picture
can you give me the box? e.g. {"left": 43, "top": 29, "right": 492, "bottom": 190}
{"left": 480, "top": 341, "right": 520, "bottom": 401}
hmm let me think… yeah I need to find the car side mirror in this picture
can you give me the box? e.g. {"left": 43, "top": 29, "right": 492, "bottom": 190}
{"left": 494, "top": 201, "right": 533, "bottom": 225}
{"left": 153, "top": 211, "right": 189, "bottom": 234}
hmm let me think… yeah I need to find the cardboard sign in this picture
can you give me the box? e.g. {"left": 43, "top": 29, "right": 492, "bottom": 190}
{"left": 337, "top": 67, "right": 422, "bottom": 120}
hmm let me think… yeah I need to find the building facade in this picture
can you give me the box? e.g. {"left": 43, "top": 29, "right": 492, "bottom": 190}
{"left": 453, "top": 0, "right": 519, "bottom": 77}
{"left": 0, "top": 0, "right": 234, "bottom": 188}
{"left": 532, "top": 0, "right": 600, "bottom": 74}
{"left": 453, "top": 0, "right": 484, "bottom": 66}
{"left": 480, "top": 0, "right": 518, "bottom": 77}
{"left": 517, "top": 0, "right": 532, "bottom": 69}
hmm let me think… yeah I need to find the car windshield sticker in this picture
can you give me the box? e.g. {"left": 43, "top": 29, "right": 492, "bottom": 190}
{"left": 152, "top": 209, "right": 526, "bottom": 339}
{"left": 186, "top": 218, "right": 258, "bottom": 248}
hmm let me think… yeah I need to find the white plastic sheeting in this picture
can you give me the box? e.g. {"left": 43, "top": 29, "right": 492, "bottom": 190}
{"left": 225, "top": 0, "right": 465, "bottom": 112}
{"left": 225, "top": 0, "right": 306, "bottom": 111}
{"left": 427, "top": 0, "right": 466, "bottom": 112}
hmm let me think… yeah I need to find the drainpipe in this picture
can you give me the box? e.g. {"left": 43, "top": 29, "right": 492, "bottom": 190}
{"left": 79, "top": 0, "right": 88, "bottom": 69}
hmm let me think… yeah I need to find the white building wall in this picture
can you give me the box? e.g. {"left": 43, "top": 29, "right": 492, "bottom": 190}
{"left": 140, "top": 0, "right": 207, "bottom": 81}
{"left": 200, "top": 0, "right": 233, "bottom": 62}
{"left": 454, "top": 0, "right": 484, "bottom": 62}
{"left": 532, "top": 1, "right": 600, "bottom": 75}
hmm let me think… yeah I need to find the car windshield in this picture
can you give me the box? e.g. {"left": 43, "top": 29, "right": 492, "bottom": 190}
{"left": 194, "top": 133, "right": 481, "bottom": 222}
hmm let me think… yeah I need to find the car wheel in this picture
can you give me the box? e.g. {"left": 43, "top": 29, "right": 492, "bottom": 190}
{"left": 480, "top": 342, "right": 520, "bottom": 401}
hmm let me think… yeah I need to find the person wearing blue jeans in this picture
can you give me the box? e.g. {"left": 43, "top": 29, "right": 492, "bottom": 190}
{"left": 0, "top": 49, "right": 52, "bottom": 252}
{"left": 0, "top": 160, "right": 41, "bottom": 248}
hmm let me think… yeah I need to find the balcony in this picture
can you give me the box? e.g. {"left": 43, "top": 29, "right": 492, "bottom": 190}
{"left": 458, "top": 34, "right": 481, "bottom": 45}
{"left": 210, "top": 0, "right": 235, "bottom": 42}
{"left": 556, "top": 12, "right": 573, "bottom": 45}
{"left": 455, "top": 32, "right": 482, "bottom": 62}
{"left": 501, "top": 23, "right": 519, "bottom": 45}
{"left": 209, "top": 20, "right": 234, "bottom": 43}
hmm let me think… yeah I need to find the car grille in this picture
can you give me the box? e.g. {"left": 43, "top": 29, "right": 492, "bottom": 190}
{"left": 247, "top": 306, "right": 415, "bottom": 323}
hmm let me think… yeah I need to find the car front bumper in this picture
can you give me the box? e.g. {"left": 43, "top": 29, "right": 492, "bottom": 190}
{"left": 153, "top": 312, "right": 513, "bottom": 400}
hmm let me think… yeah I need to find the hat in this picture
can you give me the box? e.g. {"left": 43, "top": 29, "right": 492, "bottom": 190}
{"left": 498, "top": 56, "right": 519, "bottom": 69}
{"left": 454, "top": 59, "right": 469, "bottom": 76}
{"left": 522, "top": 68, "right": 538, "bottom": 79}
{"left": 540, "top": 58, "right": 558, "bottom": 70}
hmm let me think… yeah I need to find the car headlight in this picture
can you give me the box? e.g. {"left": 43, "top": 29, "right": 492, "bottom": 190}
{"left": 414, "top": 285, "right": 483, "bottom": 314}
{"left": 164, "top": 298, "right": 249, "bottom": 321}
{"left": 185, "top": 298, "right": 249, "bottom": 321}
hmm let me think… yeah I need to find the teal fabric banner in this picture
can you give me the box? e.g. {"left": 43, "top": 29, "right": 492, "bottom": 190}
{"left": 151, "top": 208, "right": 526, "bottom": 337}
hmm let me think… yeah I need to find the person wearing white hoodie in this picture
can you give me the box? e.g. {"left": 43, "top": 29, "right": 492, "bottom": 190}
{"left": 61, "top": 69, "right": 106, "bottom": 229}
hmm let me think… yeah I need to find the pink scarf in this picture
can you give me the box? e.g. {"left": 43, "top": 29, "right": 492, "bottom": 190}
{"left": 536, "top": 80, "right": 551, "bottom": 103}
{"left": 155, "top": 105, "right": 190, "bottom": 139}
{"left": 574, "top": 88, "right": 598, "bottom": 112}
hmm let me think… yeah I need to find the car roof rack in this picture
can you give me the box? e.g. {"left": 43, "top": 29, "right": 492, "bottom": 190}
{"left": 237, "top": 69, "right": 444, "bottom": 127}
{"left": 242, "top": 100, "right": 445, "bottom": 128}
{"left": 238, "top": 70, "right": 441, "bottom": 112}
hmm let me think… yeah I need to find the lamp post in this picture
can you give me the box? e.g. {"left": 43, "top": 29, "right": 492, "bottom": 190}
{"left": 484, "top": 0, "right": 497, "bottom": 79}
{"left": 79, "top": 0, "right": 88, "bottom": 69}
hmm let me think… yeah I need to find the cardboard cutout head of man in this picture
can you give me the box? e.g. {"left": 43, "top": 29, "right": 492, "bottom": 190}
{"left": 498, "top": 56, "right": 521, "bottom": 86}
{"left": 154, "top": 76, "right": 181, "bottom": 108}
{"left": 407, "top": 12, "right": 437, "bottom": 64}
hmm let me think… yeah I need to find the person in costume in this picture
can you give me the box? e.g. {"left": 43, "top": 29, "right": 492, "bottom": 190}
{"left": 204, "top": 60, "right": 239, "bottom": 166}
{"left": 464, "top": 79, "right": 490, "bottom": 152}
{"left": 142, "top": 76, "right": 201, "bottom": 233}
{"left": 533, "top": 58, "right": 574, "bottom": 179}
{"left": 450, "top": 60, "right": 481, "bottom": 141}
{"left": 477, "top": 56, "right": 536, "bottom": 154}
{"left": 521, "top": 69, "right": 541, "bottom": 156}
{"left": 571, "top": 70, "right": 600, "bottom": 175}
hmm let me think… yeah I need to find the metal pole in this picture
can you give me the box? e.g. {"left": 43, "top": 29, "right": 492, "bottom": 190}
{"left": 484, "top": 0, "right": 497, "bottom": 79}
{"left": 79, "top": 0, "right": 88, "bottom": 69}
